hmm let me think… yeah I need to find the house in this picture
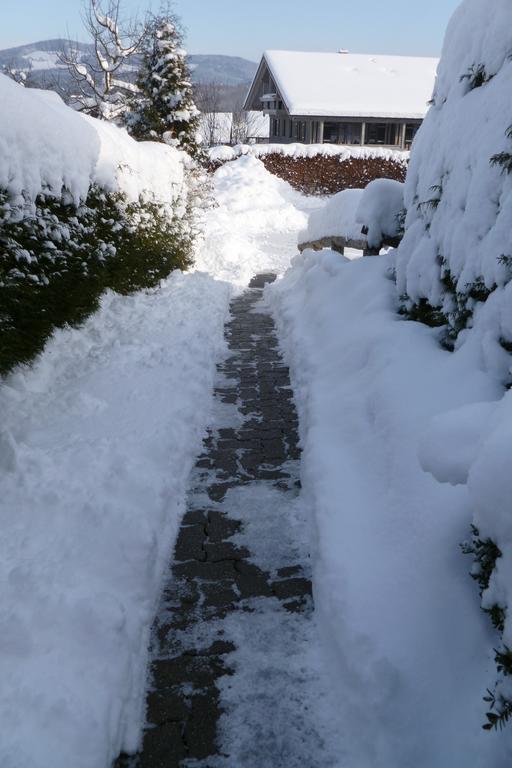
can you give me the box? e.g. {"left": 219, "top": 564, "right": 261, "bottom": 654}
{"left": 244, "top": 50, "right": 438, "bottom": 150}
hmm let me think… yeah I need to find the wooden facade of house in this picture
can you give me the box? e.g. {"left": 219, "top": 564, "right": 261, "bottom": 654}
{"left": 244, "top": 51, "right": 438, "bottom": 150}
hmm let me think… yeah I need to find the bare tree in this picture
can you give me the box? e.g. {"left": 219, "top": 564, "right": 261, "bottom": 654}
{"left": 231, "top": 95, "right": 264, "bottom": 145}
{"left": 60, "top": 0, "right": 146, "bottom": 120}
{"left": 194, "top": 81, "right": 225, "bottom": 147}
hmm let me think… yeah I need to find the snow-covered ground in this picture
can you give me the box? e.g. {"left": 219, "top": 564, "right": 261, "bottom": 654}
{"left": 4, "top": 0, "right": 512, "bottom": 755}
{"left": 4, "top": 139, "right": 510, "bottom": 767}
{"left": 194, "top": 155, "right": 320, "bottom": 286}
{"left": 270, "top": 247, "right": 512, "bottom": 766}
{"left": 0, "top": 274, "right": 229, "bottom": 768}
{"left": 0, "top": 155, "right": 314, "bottom": 768}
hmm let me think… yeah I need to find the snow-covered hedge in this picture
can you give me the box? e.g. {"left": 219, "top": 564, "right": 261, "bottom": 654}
{"left": 0, "top": 74, "right": 192, "bottom": 374}
{"left": 393, "top": 0, "right": 512, "bottom": 728}
{"left": 208, "top": 143, "right": 409, "bottom": 196}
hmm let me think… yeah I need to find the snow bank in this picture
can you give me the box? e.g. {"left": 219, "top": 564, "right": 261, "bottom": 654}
{"left": 209, "top": 142, "right": 409, "bottom": 165}
{"left": 300, "top": 189, "right": 364, "bottom": 244}
{"left": 271, "top": 248, "right": 512, "bottom": 766}
{"left": 194, "top": 155, "right": 319, "bottom": 285}
{"left": 0, "top": 271, "right": 230, "bottom": 768}
{"left": 356, "top": 178, "right": 404, "bottom": 247}
{"left": 0, "top": 74, "right": 184, "bottom": 206}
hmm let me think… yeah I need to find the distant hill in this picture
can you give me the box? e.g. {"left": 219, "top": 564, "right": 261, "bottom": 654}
{"left": 189, "top": 55, "right": 257, "bottom": 86}
{"left": 0, "top": 39, "right": 257, "bottom": 87}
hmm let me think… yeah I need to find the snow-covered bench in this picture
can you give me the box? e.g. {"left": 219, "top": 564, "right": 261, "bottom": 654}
{"left": 298, "top": 179, "right": 404, "bottom": 257}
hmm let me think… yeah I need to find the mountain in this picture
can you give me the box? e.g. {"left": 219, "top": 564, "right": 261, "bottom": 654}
{"left": 0, "top": 40, "right": 257, "bottom": 88}
{"left": 189, "top": 55, "right": 257, "bottom": 86}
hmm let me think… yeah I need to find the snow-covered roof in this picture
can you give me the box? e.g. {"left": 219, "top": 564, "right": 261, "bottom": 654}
{"left": 259, "top": 50, "right": 438, "bottom": 119}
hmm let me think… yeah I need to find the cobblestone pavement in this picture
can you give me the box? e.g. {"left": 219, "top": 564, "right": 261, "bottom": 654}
{"left": 116, "top": 274, "right": 319, "bottom": 767}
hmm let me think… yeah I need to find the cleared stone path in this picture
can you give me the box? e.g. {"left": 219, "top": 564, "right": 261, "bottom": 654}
{"left": 117, "top": 274, "right": 334, "bottom": 767}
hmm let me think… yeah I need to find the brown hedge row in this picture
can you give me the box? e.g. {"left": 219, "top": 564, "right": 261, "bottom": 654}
{"left": 209, "top": 153, "right": 407, "bottom": 195}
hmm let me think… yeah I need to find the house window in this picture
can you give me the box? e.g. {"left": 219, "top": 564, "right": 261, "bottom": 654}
{"left": 366, "top": 123, "right": 386, "bottom": 144}
{"left": 323, "top": 122, "right": 339, "bottom": 143}
{"left": 405, "top": 123, "right": 419, "bottom": 148}
{"left": 293, "top": 121, "right": 306, "bottom": 141}
{"left": 339, "top": 123, "right": 362, "bottom": 145}
{"left": 365, "top": 123, "right": 399, "bottom": 146}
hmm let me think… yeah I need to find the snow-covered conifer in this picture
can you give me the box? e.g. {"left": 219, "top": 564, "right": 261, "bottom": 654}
{"left": 127, "top": 13, "right": 201, "bottom": 156}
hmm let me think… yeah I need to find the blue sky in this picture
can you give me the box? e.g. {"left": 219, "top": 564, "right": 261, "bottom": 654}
{"left": 1, "top": 0, "right": 461, "bottom": 61}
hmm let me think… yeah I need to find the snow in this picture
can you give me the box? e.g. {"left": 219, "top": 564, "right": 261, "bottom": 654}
{"left": 392, "top": 0, "right": 512, "bottom": 712}
{"left": 261, "top": 50, "right": 438, "bottom": 118}
{"left": 395, "top": 0, "right": 512, "bottom": 307}
{"left": 0, "top": 272, "right": 231, "bottom": 768}
{"left": 209, "top": 141, "right": 409, "bottom": 164}
{"left": 0, "top": 154, "right": 313, "bottom": 767}
{"left": 270, "top": 248, "right": 512, "bottom": 766}
{"left": 194, "top": 155, "right": 319, "bottom": 286}
{"left": 301, "top": 188, "right": 364, "bottom": 243}
{"left": 4, "top": 0, "right": 512, "bottom": 757}
{"left": 356, "top": 178, "right": 404, "bottom": 246}
{"left": 299, "top": 178, "right": 404, "bottom": 248}
{"left": 0, "top": 73, "right": 184, "bottom": 206}
{"left": 21, "top": 50, "right": 63, "bottom": 70}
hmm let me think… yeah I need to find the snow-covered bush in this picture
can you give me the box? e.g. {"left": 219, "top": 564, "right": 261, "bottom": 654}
{"left": 0, "top": 74, "right": 192, "bottom": 374}
{"left": 356, "top": 178, "right": 405, "bottom": 248}
{"left": 394, "top": 0, "right": 512, "bottom": 727}
{"left": 395, "top": 0, "right": 512, "bottom": 347}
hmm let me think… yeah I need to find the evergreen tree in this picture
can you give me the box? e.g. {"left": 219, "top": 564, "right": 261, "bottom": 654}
{"left": 127, "top": 13, "right": 201, "bottom": 156}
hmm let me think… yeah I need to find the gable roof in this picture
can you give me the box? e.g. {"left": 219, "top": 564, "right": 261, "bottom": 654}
{"left": 247, "top": 50, "right": 438, "bottom": 120}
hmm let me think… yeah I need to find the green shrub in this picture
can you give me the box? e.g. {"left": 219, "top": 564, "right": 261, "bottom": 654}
{"left": 0, "top": 186, "right": 193, "bottom": 375}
